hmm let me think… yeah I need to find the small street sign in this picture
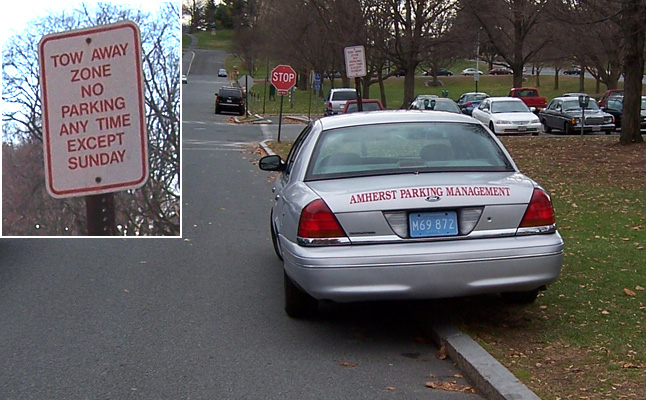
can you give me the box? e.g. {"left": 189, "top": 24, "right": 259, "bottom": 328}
{"left": 39, "top": 21, "right": 148, "bottom": 199}
{"left": 344, "top": 45, "right": 367, "bottom": 78}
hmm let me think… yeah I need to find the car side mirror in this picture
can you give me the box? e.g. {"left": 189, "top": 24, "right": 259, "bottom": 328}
{"left": 259, "top": 155, "right": 286, "bottom": 171}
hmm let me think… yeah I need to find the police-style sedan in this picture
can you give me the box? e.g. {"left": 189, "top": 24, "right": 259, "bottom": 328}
{"left": 259, "top": 111, "right": 564, "bottom": 318}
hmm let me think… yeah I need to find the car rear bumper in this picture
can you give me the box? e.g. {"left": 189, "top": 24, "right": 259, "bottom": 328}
{"left": 280, "top": 233, "right": 564, "bottom": 302}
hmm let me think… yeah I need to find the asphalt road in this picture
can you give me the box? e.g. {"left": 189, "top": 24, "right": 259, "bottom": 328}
{"left": 0, "top": 49, "right": 483, "bottom": 399}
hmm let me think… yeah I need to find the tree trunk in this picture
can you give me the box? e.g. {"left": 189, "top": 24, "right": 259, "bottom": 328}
{"left": 619, "top": 0, "right": 645, "bottom": 144}
{"left": 553, "top": 67, "right": 560, "bottom": 90}
{"left": 402, "top": 70, "right": 416, "bottom": 108}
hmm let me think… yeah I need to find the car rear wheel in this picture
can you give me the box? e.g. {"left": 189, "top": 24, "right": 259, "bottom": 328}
{"left": 215, "top": 105, "right": 220, "bottom": 114}
{"left": 284, "top": 271, "right": 318, "bottom": 318}
{"left": 500, "top": 288, "right": 540, "bottom": 304}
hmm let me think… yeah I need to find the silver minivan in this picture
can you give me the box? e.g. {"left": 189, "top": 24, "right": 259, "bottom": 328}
{"left": 323, "top": 88, "right": 357, "bottom": 116}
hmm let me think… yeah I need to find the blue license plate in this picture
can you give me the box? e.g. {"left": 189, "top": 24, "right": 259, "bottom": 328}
{"left": 409, "top": 211, "right": 458, "bottom": 238}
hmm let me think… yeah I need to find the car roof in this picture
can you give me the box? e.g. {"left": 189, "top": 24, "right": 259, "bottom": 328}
{"left": 317, "top": 109, "right": 479, "bottom": 130}
{"left": 487, "top": 96, "right": 524, "bottom": 102}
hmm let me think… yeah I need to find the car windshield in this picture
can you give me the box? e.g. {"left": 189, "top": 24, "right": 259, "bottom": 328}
{"left": 562, "top": 100, "right": 600, "bottom": 111}
{"left": 491, "top": 101, "right": 529, "bottom": 113}
{"left": 306, "top": 122, "right": 514, "bottom": 180}
{"left": 332, "top": 91, "right": 357, "bottom": 101}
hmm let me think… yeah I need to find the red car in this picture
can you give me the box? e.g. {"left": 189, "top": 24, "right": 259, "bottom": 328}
{"left": 489, "top": 67, "right": 512, "bottom": 75}
{"left": 598, "top": 89, "right": 623, "bottom": 107}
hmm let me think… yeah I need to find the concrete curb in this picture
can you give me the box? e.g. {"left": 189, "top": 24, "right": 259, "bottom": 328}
{"left": 260, "top": 140, "right": 275, "bottom": 156}
{"left": 426, "top": 322, "right": 540, "bottom": 400}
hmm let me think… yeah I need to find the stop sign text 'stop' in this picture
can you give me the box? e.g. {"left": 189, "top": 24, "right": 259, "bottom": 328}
{"left": 270, "top": 64, "right": 297, "bottom": 91}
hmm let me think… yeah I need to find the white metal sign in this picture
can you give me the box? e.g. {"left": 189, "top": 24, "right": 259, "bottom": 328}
{"left": 39, "top": 21, "right": 148, "bottom": 199}
{"left": 344, "top": 45, "right": 366, "bottom": 78}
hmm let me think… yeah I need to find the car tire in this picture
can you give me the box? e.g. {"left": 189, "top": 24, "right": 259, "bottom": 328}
{"left": 501, "top": 288, "right": 540, "bottom": 304}
{"left": 239, "top": 107, "right": 246, "bottom": 116}
{"left": 270, "top": 213, "right": 283, "bottom": 261}
{"left": 542, "top": 119, "right": 551, "bottom": 133}
{"left": 489, "top": 122, "right": 497, "bottom": 135}
{"left": 564, "top": 122, "right": 573, "bottom": 135}
{"left": 284, "top": 271, "right": 317, "bottom": 318}
{"left": 215, "top": 106, "right": 220, "bottom": 114}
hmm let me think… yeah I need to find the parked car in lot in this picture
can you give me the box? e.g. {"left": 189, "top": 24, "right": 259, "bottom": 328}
{"left": 409, "top": 96, "right": 461, "bottom": 113}
{"left": 215, "top": 86, "right": 245, "bottom": 115}
{"left": 456, "top": 92, "right": 489, "bottom": 115}
{"left": 324, "top": 88, "right": 357, "bottom": 116}
{"left": 472, "top": 97, "right": 541, "bottom": 135}
{"left": 461, "top": 68, "right": 483, "bottom": 76}
{"left": 562, "top": 67, "right": 581, "bottom": 75}
{"left": 598, "top": 89, "right": 624, "bottom": 107}
{"left": 218, "top": 68, "right": 228, "bottom": 77}
{"left": 424, "top": 68, "right": 453, "bottom": 76}
{"left": 342, "top": 99, "right": 385, "bottom": 113}
{"left": 489, "top": 67, "right": 512, "bottom": 75}
{"left": 508, "top": 87, "right": 547, "bottom": 112}
{"left": 601, "top": 95, "right": 646, "bottom": 129}
{"left": 258, "top": 111, "right": 563, "bottom": 317}
{"left": 538, "top": 96, "right": 615, "bottom": 134}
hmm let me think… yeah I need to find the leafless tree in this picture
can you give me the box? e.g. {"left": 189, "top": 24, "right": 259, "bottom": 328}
{"left": 460, "top": 0, "right": 552, "bottom": 88}
{"left": 2, "top": 3, "right": 180, "bottom": 235}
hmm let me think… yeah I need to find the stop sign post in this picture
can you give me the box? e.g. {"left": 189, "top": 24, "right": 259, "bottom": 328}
{"left": 270, "top": 65, "right": 297, "bottom": 142}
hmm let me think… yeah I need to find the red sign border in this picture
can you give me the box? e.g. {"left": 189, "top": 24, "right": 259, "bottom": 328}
{"left": 270, "top": 64, "right": 297, "bottom": 92}
{"left": 39, "top": 21, "right": 148, "bottom": 198}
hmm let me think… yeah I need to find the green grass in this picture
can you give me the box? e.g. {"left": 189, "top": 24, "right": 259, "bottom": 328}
{"left": 182, "top": 29, "right": 233, "bottom": 50}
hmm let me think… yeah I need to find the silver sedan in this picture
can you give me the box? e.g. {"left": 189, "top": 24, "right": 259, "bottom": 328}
{"left": 259, "top": 111, "right": 564, "bottom": 318}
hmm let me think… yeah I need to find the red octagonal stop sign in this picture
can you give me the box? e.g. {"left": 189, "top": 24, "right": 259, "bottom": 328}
{"left": 270, "top": 64, "right": 297, "bottom": 92}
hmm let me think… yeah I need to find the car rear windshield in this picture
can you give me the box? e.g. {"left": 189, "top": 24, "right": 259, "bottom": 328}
{"left": 345, "top": 102, "right": 382, "bottom": 113}
{"left": 306, "top": 122, "right": 514, "bottom": 180}
{"left": 219, "top": 89, "right": 241, "bottom": 97}
{"left": 332, "top": 91, "right": 357, "bottom": 101}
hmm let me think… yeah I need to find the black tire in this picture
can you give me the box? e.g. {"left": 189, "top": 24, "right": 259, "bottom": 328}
{"left": 501, "top": 288, "right": 540, "bottom": 304}
{"left": 284, "top": 271, "right": 318, "bottom": 318}
{"left": 489, "top": 122, "right": 497, "bottom": 135}
{"left": 239, "top": 107, "right": 246, "bottom": 116}
{"left": 215, "top": 105, "right": 220, "bottom": 114}
{"left": 564, "top": 122, "right": 573, "bottom": 135}
{"left": 542, "top": 119, "right": 551, "bottom": 133}
{"left": 270, "top": 213, "right": 283, "bottom": 261}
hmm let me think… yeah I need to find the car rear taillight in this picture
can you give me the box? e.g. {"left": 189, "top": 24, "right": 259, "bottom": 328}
{"left": 519, "top": 188, "right": 556, "bottom": 229}
{"left": 298, "top": 199, "right": 347, "bottom": 241}
{"left": 327, "top": 102, "right": 333, "bottom": 110}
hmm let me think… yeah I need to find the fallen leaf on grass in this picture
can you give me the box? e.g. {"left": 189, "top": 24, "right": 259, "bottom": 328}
{"left": 385, "top": 386, "right": 395, "bottom": 391}
{"left": 425, "top": 380, "right": 475, "bottom": 393}
{"left": 624, "top": 288, "right": 637, "bottom": 297}
{"left": 636, "top": 286, "right": 645, "bottom": 291}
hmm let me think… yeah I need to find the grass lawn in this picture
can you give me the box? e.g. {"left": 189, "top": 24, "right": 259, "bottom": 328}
{"left": 264, "top": 136, "right": 646, "bottom": 399}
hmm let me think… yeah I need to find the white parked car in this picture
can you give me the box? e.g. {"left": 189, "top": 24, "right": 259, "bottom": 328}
{"left": 259, "top": 110, "right": 563, "bottom": 318}
{"left": 471, "top": 97, "right": 541, "bottom": 135}
{"left": 461, "top": 68, "right": 483, "bottom": 76}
